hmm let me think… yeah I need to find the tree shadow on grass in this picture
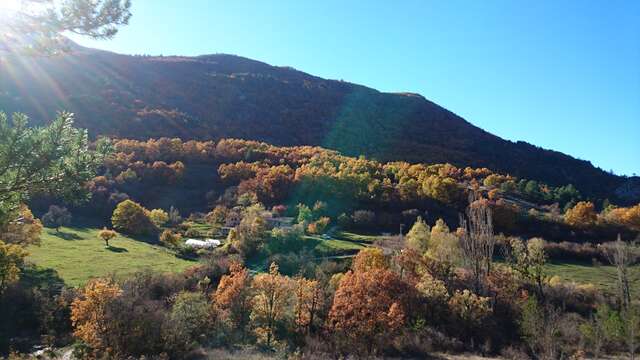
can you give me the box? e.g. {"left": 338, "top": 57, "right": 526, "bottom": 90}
{"left": 19, "top": 265, "right": 66, "bottom": 289}
{"left": 50, "top": 230, "right": 82, "bottom": 240}
{"left": 106, "top": 246, "right": 128, "bottom": 253}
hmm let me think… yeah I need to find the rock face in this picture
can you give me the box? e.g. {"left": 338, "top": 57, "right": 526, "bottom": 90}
{"left": 0, "top": 45, "right": 634, "bottom": 200}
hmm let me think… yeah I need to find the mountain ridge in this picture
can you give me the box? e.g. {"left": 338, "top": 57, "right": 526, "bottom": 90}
{"left": 0, "top": 44, "right": 637, "bottom": 202}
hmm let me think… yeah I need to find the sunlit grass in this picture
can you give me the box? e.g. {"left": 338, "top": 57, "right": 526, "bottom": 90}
{"left": 545, "top": 260, "right": 640, "bottom": 298}
{"left": 27, "top": 226, "right": 196, "bottom": 287}
{"left": 333, "top": 231, "right": 385, "bottom": 244}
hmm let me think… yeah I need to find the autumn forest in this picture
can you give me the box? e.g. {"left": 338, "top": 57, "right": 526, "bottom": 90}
{"left": 1, "top": 1, "right": 640, "bottom": 359}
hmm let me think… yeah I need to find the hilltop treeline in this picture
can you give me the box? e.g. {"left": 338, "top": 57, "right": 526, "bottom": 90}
{"left": 75, "top": 137, "right": 639, "bottom": 242}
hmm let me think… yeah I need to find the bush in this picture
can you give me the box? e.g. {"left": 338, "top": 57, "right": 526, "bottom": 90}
{"left": 41, "top": 205, "right": 72, "bottom": 231}
{"left": 184, "top": 228, "right": 201, "bottom": 238}
{"left": 111, "top": 200, "right": 155, "bottom": 235}
{"left": 159, "top": 230, "right": 182, "bottom": 248}
{"left": 176, "top": 245, "right": 198, "bottom": 260}
{"left": 267, "top": 226, "right": 304, "bottom": 255}
{"left": 149, "top": 209, "right": 169, "bottom": 227}
{"left": 307, "top": 217, "right": 330, "bottom": 235}
{"left": 162, "top": 291, "right": 212, "bottom": 356}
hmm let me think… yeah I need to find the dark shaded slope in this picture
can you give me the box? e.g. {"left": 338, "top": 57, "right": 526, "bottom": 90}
{"left": 0, "top": 47, "right": 635, "bottom": 200}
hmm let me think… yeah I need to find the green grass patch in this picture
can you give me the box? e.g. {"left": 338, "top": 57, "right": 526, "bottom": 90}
{"left": 181, "top": 220, "right": 219, "bottom": 237}
{"left": 545, "top": 260, "right": 640, "bottom": 298}
{"left": 28, "top": 226, "right": 196, "bottom": 287}
{"left": 333, "top": 231, "right": 385, "bottom": 244}
{"left": 305, "top": 235, "right": 365, "bottom": 256}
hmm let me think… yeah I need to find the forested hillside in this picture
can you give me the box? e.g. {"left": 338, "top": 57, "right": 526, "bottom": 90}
{"left": 46, "top": 137, "right": 636, "bottom": 244}
{"left": 1, "top": 44, "right": 636, "bottom": 201}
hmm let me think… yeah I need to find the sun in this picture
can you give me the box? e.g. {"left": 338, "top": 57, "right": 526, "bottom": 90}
{"left": 0, "top": 0, "right": 24, "bottom": 12}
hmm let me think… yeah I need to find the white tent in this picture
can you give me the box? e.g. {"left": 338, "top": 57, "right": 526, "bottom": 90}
{"left": 185, "top": 238, "right": 222, "bottom": 248}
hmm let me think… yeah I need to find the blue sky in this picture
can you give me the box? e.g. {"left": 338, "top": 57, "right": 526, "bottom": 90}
{"left": 71, "top": 0, "right": 640, "bottom": 176}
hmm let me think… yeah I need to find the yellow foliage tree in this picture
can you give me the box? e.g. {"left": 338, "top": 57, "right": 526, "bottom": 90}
{"left": 70, "top": 279, "right": 122, "bottom": 350}
{"left": 565, "top": 201, "right": 597, "bottom": 227}
{"left": 448, "top": 289, "right": 491, "bottom": 326}
{"left": 98, "top": 227, "right": 117, "bottom": 247}
{"left": 0, "top": 205, "right": 43, "bottom": 246}
{"left": 148, "top": 209, "right": 169, "bottom": 227}
{"left": 405, "top": 216, "right": 430, "bottom": 253}
{"left": 422, "top": 175, "right": 462, "bottom": 204}
{"left": 250, "top": 263, "right": 292, "bottom": 348}
{"left": 622, "top": 204, "right": 640, "bottom": 230}
{"left": 426, "top": 218, "right": 461, "bottom": 264}
{"left": 111, "top": 199, "right": 154, "bottom": 235}
{"left": 352, "top": 248, "right": 387, "bottom": 272}
{"left": 0, "top": 240, "right": 28, "bottom": 294}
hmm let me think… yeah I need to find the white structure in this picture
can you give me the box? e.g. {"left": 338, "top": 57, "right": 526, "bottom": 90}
{"left": 185, "top": 238, "right": 222, "bottom": 249}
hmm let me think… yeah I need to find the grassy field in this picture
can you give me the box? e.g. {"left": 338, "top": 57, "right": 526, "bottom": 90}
{"left": 545, "top": 260, "right": 640, "bottom": 298}
{"left": 304, "top": 235, "right": 366, "bottom": 256}
{"left": 27, "top": 226, "right": 196, "bottom": 287}
{"left": 28, "top": 224, "right": 638, "bottom": 296}
{"left": 333, "top": 231, "right": 385, "bottom": 244}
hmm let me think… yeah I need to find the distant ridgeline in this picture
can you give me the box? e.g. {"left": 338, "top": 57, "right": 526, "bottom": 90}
{"left": 0, "top": 46, "right": 637, "bottom": 202}
{"left": 43, "top": 137, "right": 637, "bottom": 243}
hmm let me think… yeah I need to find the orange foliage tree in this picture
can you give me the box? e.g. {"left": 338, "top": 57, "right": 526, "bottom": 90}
{"left": 293, "top": 277, "right": 324, "bottom": 334}
{"left": 70, "top": 279, "right": 122, "bottom": 350}
{"left": 564, "top": 201, "right": 597, "bottom": 227}
{"left": 328, "top": 266, "right": 408, "bottom": 354}
{"left": 213, "top": 262, "right": 253, "bottom": 339}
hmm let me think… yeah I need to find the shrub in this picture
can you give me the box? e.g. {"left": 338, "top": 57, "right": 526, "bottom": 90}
{"left": 184, "top": 228, "right": 201, "bottom": 238}
{"left": 41, "top": 205, "right": 72, "bottom": 231}
{"left": 176, "top": 245, "right": 198, "bottom": 259}
{"left": 149, "top": 209, "right": 169, "bottom": 227}
{"left": 267, "top": 227, "right": 304, "bottom": 255}
{"left": 159, "top": 229, "right": 182, "bottom": 248}
{"left": 307, "top": 217, "right": 330, "bottom": 235}
{"left": 163, "top": 291, "right": 211, "bottom": 356}
{"left": 111, "top": 200, "right": 155, "bottom": 235}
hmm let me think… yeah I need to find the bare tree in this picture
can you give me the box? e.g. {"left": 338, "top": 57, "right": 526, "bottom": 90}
{"left": 602, "top": 235, "right": 638, "bottom": 311}
{"left": 601, "top": 235, "right": 640, "bottom": 360}
{"left": 459, "top": 191, "right": 495, "bottom": 295}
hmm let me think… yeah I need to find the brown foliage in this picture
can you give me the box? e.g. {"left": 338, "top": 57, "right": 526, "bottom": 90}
{"left": 293, "top": 277, "right": 324, "bottom": 334}
{"left": 328, "top": 267, "right": 408, "bottom": 354}
{"left": 213, "top": 262, "right": 253, "bottom": 337}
